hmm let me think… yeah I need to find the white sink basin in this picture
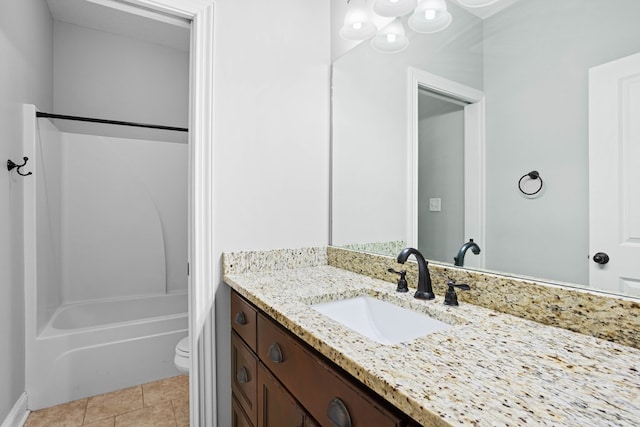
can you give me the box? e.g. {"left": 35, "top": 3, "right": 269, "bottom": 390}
{"left": 311, "top": 296, "right": 451, "bottom": 345}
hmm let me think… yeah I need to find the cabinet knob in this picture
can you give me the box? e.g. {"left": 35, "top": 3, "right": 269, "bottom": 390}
{"left": 267, "top": 343, "right": 284, "bottom": 363}
{"left": 234, "top": 311, "right": 247, "bottom": 325}
{"left": 236, "top": 367, "right": 249, "bottom": 384}
{"left": 326, "top": 398, "right": 352, "bottom": 427}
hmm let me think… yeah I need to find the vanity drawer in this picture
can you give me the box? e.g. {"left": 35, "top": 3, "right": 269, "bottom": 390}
{"left": 231, "top": 291, "right": 257, "bottom": 350}
{"left": 231, "top": 331, "right": 258, "bottom": 426}
{"left": 257, "top": 313, "right": 403, "bottom": 427}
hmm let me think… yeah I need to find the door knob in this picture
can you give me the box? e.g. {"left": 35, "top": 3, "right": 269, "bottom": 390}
{"left": 592, "top": 252, "right": 610, "bottom": 265}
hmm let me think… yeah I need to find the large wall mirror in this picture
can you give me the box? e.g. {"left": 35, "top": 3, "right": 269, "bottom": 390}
{"left": 331, "top": 0, "right": 640, "bottom": 298}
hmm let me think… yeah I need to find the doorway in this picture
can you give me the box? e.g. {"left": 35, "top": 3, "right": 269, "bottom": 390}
{"left": 30, "top": 1, "right": 215, "bottom": 426}
{"left": 417, "top": 89, "right": 467, "bottom": 263}
{"left": 407, "top": 67, "right": 486, "bottom": 269}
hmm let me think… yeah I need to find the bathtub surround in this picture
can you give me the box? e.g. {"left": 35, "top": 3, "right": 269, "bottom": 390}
{"left": 61, "top": 132, "right": 188, "bottom": 301}
{"left": 23, "top": 107, "right": 189, "bottom": 410}
{"left": 223, "top": 247, "right": 640, "bottom": 426}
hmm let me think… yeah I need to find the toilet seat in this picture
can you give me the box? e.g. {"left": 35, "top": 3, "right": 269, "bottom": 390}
{"left": 174, "top": 336, "right": 190, "bottom": 375}
{"left": 176, "top": 337, "right": 189, "bottom": 356}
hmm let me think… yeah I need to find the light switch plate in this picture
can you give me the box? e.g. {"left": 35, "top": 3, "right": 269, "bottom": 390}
{"left": 429, "top": 198, "right": 441, "bottom": 212}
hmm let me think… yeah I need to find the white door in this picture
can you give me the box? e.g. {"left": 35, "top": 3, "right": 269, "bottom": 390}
{"left": 589, "top": 52, "right": 640, "bottom": 296}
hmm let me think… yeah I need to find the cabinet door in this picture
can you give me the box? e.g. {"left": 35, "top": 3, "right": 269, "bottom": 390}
{"left": 231, "top": 331, "right": 258, "bottom": 426}
{"left": 232, "top": 396, "right": 253, "bottom": 427}
{"left": 304, "top": 415, "right": 320, "bottom": 427}
{"left": 257, "top": 363, "right": 305, "bottom": 427}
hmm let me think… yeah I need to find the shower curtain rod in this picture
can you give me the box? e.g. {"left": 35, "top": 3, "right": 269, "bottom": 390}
{"left": 36, "top": 112, "right": 188, "bottom": 132}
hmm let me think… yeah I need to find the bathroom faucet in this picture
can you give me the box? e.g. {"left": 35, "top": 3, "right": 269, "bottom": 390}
{"left": 397, "top": 248, "right": 435, "bottom": 300}
{"left": 454, "top": 239, "right": 481, "bottom": 267}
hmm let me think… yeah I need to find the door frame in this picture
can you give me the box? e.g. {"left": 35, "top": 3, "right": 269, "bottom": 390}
{"left": 407, "top": 67, "right": 486, "bottom": 268}
{"left": 122, "top": 1, "right": 215, "bottom": 425}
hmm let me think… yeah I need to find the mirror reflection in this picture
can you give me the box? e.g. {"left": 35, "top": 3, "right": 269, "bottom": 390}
{"left": 331, "top": 0, "right": 640, "bottom": 297}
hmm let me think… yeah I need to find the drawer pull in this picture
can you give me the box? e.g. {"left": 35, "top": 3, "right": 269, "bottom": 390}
{"left": 267, "top": 343, "right": 284, "bottom": 363}
{"left": 327, "top": 398, "right": 352, "bottom": 427}
{"left": 236, "top": 367, "right": 249, "bottom": 384}
{"left": 234, "top": 311, "right": 247, "bottom": 325}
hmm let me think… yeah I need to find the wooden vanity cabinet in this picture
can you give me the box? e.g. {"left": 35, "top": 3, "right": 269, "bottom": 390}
{"left": 230, "top": 290, "right": 411, "bottom": 427}
{"left": 257, "top": 362, "right": 306, "bottom": 426}
{"left": 232, "top": 397, "right": 253, "bottom": 427}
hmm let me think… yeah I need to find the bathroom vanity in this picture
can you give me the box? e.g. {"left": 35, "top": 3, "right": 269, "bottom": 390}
{"left": 224, "top": 248, "right": 640, "bottom": 426}
{"left": 230, "top": 290, "right": 410, "bottom": 426}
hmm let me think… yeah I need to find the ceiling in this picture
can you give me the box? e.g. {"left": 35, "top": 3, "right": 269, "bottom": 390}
{"left": 46, "top": 0, "right": 190, "bottom": 51}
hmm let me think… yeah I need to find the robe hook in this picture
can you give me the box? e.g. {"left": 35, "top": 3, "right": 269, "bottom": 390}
{"left": 7, "top": 157, "right": 32, "bottom": 176}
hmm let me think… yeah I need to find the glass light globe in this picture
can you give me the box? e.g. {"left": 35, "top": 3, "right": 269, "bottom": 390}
{"left": 373, "top": 0, "right": 418, "bottom": 17}
{"left": 370, "top": 19, "right": 409, "bottom": 54}
{"left": 408, "top": 0, "right": 452, "bottom": 34}
{"left": 340, "top": 1, "right": 377, "bottom": 40}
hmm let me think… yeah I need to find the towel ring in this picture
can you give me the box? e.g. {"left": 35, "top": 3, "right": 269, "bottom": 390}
{"left": 518, "top": 170, "right": 542, "bottom": 196}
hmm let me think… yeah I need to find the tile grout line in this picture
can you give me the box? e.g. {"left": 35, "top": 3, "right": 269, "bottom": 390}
{"left": 80, "top": 398, "right": 89, "bottom": 426}
{"left": 141, "top": 383, "right": 146, "bottom": 408}
{"left": 170, "top": 399, "right": 179, "bottom": 426}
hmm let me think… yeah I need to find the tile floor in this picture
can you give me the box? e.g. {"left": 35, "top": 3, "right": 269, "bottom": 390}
{"left": 25, "top": 375, "right": 189, "bottom": 427}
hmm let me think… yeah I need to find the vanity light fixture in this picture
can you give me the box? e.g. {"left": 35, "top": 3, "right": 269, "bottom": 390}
{"left": 340, "top": 0, "right": 500, "bottom": 51}
{"left": 408, "top": 0, "right": 452, "bottom": 34}
{"left": 456, "top": 0, "right": 500, "bottom": 7}
{"left": 340, "top": 0, "right": 377, "bottom": 40}
{"left": 371, "top": 18, "right": 410, "bottom": 53}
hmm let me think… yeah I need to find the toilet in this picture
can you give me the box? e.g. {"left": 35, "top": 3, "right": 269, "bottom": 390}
{"left": 174, "top": 336, "right": 190, "bottom": 375}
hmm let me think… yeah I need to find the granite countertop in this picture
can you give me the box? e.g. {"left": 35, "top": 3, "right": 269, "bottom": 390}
{"left": 224, "top": 265, "right": 640, "bottom": 427}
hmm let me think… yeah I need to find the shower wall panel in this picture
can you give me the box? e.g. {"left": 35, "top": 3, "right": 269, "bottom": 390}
{"left": 61, "top": 134, "right": 187, "bottom": 303}
{"left": 35, "top": 117, "right": 63, "bottom": 333}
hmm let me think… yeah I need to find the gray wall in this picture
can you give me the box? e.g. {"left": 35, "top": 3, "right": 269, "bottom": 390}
{"left": 0, "top": 0, "right": 53, "bottom": 420}
{"left": 484, "top": 0, "right": 640, "bottom": 283}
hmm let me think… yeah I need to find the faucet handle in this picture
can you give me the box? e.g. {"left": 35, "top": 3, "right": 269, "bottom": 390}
{"left": 444, "top": 280, "right": 470, "bottom": 306}
{"left": 387, "top": 268, "right": 408, "bottom": 293}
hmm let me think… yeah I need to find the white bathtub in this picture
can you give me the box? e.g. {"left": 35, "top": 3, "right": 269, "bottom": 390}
{"left": 27, "top": 292, "right": 188, "bottom": 410}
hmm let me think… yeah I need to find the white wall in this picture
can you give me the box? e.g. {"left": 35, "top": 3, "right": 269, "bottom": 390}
{"left": 331, "top": 3, "right": 483, "bottom": 248}
{"left": 53, "top": 21, "right": 189, "bottom": 143}
{"left": 0, "top": 0, "right": 53, "bottom": 421}
{"left": 211, "top": 0, "right": 331, "bottom": 425}
{"left": 483, "top": 0, "right": 640, "bottom": 283}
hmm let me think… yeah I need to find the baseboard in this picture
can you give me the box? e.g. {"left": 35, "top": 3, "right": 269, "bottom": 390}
{"left": 1, "top": 393, "right": 29, "bottom": 427}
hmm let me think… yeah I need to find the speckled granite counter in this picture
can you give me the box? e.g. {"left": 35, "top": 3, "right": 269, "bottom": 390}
{"left": 223, "top": 250, "right": 640, "bottom": 427}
